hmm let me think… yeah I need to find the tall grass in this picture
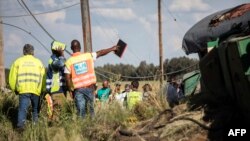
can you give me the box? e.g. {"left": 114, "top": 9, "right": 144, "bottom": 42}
{"left": 0, "top": 92, "right": 20, "bottom": 141}
{"left": 0, "top": 83, "right": 167, "bottom": 141}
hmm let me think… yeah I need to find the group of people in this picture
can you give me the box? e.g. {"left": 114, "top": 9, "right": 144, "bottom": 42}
{"left": 8, "top": 40, "right": 119, "bottom": 130}
{"left": 8, "top": 39, "right": 179, "bottom": 131}
{"left": 95, "top": 80, "right": 153, "bottom": 109}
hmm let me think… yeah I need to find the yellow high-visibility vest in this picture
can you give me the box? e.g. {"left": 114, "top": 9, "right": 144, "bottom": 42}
{"left": 9, "top": 55, "right": 45, "bottom": 95}
{"left": 48, "top": 58, "right": 60, "bottom": 93}
{"left": 127, "top": 91, "right": 142, "bottom": 109}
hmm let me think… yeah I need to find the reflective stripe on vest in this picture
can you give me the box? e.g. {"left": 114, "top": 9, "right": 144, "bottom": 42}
{"left": 72, "top": 73, "right": 95, "bottom": 83}
{"left": 18, "top": 79, "right": 40, "bottom": 83}
{"left": 46, "top": 56, "right": 66, "bottom": 93}
{"left": 66, "top": 53, "right": 96, "bottom": 89}
{"left": 17, "top": 72, "right": 41, "bottom": 85}
{"left": 18, "top": 73, "right": 40, "bottom": 77}
{"left": 46, "top": 76, "right": 64, "bottom": 83}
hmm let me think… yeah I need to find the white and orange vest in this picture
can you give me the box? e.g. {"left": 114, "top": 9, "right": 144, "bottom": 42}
{"left": 65, "top": 52, "right": 96, "bottom": 89}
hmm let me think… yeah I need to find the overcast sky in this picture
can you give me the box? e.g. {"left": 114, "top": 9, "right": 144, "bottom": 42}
{"left": 0, "top": 0, "right": 248, "bottom": 68}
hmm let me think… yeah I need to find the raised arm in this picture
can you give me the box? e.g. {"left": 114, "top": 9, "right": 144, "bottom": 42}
{"left": 51, "top": 56, "right": 66, "bottom": 70}
{"left": 51, "top": 49, "right": 66, "bottom": 70}
{"left": 96, "top": 45, "right": 118, "bottom": 58}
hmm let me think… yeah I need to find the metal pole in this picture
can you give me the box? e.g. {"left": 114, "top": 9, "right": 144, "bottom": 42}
{"left": 80, "top": 0, "right": 92, "bottom": 52}
{"left": 158, "top": 0, "right": 164, "bottom": 87}
{"left": 0, "top": 18, "right": 6, "bottom": 87}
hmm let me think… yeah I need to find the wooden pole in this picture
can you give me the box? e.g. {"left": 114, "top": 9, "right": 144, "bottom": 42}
{"left": 0, "top": 18, "right": 6, "bottom": 87}
{"left": 80, "top": 0, "right": 92, "bottom": 52}
{"left": 158, "top": 0, "right": 164, "bottom": 87}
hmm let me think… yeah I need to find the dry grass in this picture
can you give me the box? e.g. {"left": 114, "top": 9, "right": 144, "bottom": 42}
{"left": 0, "top": 88, "right": 165, "bottom": 141}
{"left": 0, "top": 81, "right": 209, "bottom": 141}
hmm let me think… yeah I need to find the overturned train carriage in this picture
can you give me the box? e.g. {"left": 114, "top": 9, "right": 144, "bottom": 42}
{"left": 200, "top": 36, "right": 250, "bottom": 121}
{"left": 182, "top": 3, "right": 250, "bottom": 123}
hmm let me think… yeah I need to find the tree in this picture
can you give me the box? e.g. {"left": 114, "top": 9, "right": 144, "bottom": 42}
{"left": 164, "top": 56, "right": 199, "bottom": 79}
{"left": 95, "top": 56, "right": 198, "bottom": 81}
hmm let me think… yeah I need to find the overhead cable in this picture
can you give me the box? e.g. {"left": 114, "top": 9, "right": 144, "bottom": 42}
{"left": 0, "top": 21, "right": 111, "bottom": 79}
{"left": 20, "top": 0, "right": 71, "bottom": 55}
{"left": 0, "top": 21, "right": 51, "bottom": 54}
{"left": 96, "top": 63, "right": 198, "bottom": 79}
{"left": 1, "top": 3, "right": 80, "bottom": 18}
{"left": 162, "top": 0, "right": 185, "bottom": 32}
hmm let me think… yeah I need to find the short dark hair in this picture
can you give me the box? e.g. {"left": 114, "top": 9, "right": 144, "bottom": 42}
{"left": 71, "top": 39, "right": 81, "bottom": 50}
{"left": 131, "top": 80, "right": 139, "bottom": 89}
{"left": 125, "top": 84, "right": 130, "bottom": 89}
{"left": 142, "top": 84, "right": 152, "bottom": 91}
{"left": 23, "top": 44, "right": 34, "bottom": 55}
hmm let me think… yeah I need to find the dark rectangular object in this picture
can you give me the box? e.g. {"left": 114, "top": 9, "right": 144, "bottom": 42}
{"left": 199, "top": 48, "right": 227, "bottom": 99}
{"left": 200, "top": 36, "right": 250, "bottom": 122}
{"left": 115, "top": 39, "right": 127, "bottom": 58}
{"left": 225, "top": 36, "right": 250, "bottom": 120}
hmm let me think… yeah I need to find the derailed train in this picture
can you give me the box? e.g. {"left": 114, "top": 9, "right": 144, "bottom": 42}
{"left": 182, "top": 3, "right": 250, "bottom": 124}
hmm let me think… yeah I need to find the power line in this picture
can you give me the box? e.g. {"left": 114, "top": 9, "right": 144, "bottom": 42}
{"left": 91, "top": 0, "right": 158, "bottom": 72}
{"left": 0, "top": 21, "right": 51, "bottom": 54}
{"left": 13, "top": 0, "right": 130, "bottom": 80}
{"left": 166, "top": 63, "right": 198, "bottom": 75}
{"left": 17, "top": 0, "right": 29, "bottom": 14}
{"left": 0, "top": 21, "right": 114, "bottom": 80}
{"left": 1, "top": 2, "right": 80, "bottom": 18}
{"left": 162, "top": 0, "right": 186, "bottom": 32}
{"left": 118, "top": 0, "right": 160, "bottom": 77}
{"left": 20, "top": 0, "right": 55, "bottom": 40}
{"left": 91, "top": 17, "right": 115, "bottom": 45}
{"left": 19, "top": 0, "right": 71, "bottom": 55}
{"left": 0, "top": 21, "right": 113, "bottom": 80}
{"left": 96, "top": 63, "right": 198, "bottom": 79}
{"left": 89, "top": 0, "right": 120, "bottom": 40}
{"left": 1, "top": 20, "right": 197, "bottom": 81}
{"left": 95, "top": 70, "right": 117, "bottom": 82}
{"left": 90, "top": 0, "right": 150, "bottom": 73}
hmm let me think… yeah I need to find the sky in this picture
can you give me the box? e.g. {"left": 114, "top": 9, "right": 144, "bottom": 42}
{"left": 0, "top": 0, "right": 249, "bottom": 68}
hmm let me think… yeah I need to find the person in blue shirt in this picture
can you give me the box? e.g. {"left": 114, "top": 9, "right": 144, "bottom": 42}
{"left": 46, "top": 42, "right": 67, "bottom": 120}
{"left": 166, "top": 78, "right": 179, "bottom": 108}
{"left": 97, "top": 80, "right": 112, "bottom": 103}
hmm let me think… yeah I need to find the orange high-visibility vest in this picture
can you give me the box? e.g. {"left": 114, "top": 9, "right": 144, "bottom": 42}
{"left": 65, "top": 52, "right": 96, "bottom": 89}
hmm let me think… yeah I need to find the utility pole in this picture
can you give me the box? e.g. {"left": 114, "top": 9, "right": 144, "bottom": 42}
{"left": 80, "top": 0, "right": 92, "bottom": 52}
{"left": 158, "top": 0, "right": 164, "bottom": 87}
{"left": 0, "top": 18, "right": 5, "bottom": 88}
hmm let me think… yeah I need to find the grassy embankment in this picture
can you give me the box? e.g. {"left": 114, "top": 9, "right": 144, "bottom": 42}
{"left": 0, "top": 80, "right": 167, "bottom": 141}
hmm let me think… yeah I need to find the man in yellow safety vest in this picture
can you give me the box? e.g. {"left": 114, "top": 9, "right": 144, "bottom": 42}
{"left": 9, "top": 44, "right": 45, "bottom": 130}
{"left": 126, "top": 80, "right": 142, "bottom": 109}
